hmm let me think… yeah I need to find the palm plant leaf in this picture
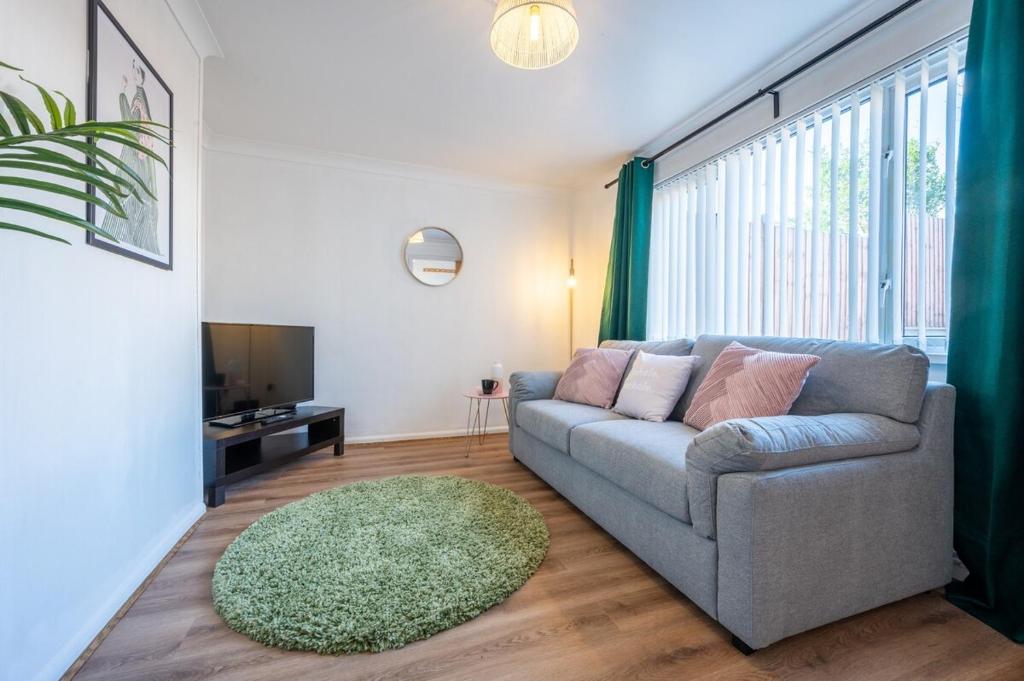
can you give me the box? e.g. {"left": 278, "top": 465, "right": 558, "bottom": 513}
{"left": 0, "top": 148, "right": 143, "bottom": 201}
{"left": 0, "top": 197, "right": 118, "bottom": 241}
{"left": 0, "top": 159, "right": 129, "bottom": 205}
{"left": 4, "top": 132, "right": 158, "bottom": 197}
{"left": 65, "top": 120, "right": 170, "bottom": 133}
{"left": 60, "top": 122, "right": 171, "bottom": 145}
{"left": 53, "top": 90, "right": 76, "bottom": 126}
{"left": 0, "top": 91, "right": 32, "bottom": 134}
{"left": 31, "top": 137, "right": 159, "bottom": 199}
{"left": 0, "top": 221, "right": 71, "bottom": 245}
{"left": 0, "top": 176, "right": 127, "bottom": 218}
{"left": 3, "top": 132, "right": 167, "bottom": 174}
{"left": 0, "top": 60, "right": 170, "bottom": 244}
{"left": 19, "top": 76, "right": 61, "bottom": 130}
{"left": 72, "top": 132, "right": 167, "bottom": 167}
{"left": 0, "top": 91, "right": 45, "bottom": 134}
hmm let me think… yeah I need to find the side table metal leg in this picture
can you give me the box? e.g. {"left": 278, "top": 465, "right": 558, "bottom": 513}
{"left": 482, "top": 399, "right": 491, "bottom": 443}
{"left": 465, "top": 397, "right": 475, "bottom": 457}
{"left": 473, "top": 400, "right": 481, "bottom": 445}
{"left": 502, "top": 398, "right": 511, "bottom": 455}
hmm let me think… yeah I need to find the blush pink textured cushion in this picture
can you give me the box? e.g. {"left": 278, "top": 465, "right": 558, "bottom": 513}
{"left": 683, "top": 341, "right": 821, "bottom": 430}
{"left": 554, "top": 348, "right": 633, "bottom": 409}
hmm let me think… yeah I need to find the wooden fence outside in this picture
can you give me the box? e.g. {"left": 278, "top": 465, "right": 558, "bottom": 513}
{"left": 730, "top": 214, "right": 946, "bottom": 340}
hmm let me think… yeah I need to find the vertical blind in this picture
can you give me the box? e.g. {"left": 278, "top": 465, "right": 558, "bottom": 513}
{"left": 647, "top": 36, "right": 966, "bottom": 350}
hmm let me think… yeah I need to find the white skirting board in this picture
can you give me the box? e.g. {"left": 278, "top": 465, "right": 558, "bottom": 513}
{"left": 42, "top": 500, "right": 206, "bottom": 681}
{"left": 346, "top": 425, "right": 509, "bottom": 445}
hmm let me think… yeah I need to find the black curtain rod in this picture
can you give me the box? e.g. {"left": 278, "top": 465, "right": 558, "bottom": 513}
{"left": 604, "top": 0, "right": 924, "bottom": 189}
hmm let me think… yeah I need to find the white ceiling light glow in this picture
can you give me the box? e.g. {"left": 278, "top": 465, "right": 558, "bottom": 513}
{"left": 490, "top": 0, "right": 579, "bottom": 70}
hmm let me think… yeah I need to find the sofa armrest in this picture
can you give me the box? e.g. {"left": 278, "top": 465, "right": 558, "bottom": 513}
{"left": 509, "top": 371, "right": 561, "bottom": 404}
{"left": 686, "top": 413, "right": 921, "bottom": 538}
{"left": 716, "top": 452, "right": 954, "bottom": 649}
{"left": 713, "top": 383, "right": 954, "bottom": 649}
{"left": 508, "top": 371, "right": 561, "bottom": 449}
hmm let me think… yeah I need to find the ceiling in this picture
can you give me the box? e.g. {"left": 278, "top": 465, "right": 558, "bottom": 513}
{"left": 200, "top": 0, "right": 876, "bottom": 188}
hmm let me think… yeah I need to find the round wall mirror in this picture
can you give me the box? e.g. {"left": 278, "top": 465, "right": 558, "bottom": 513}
{"left": 403, "top": 227, "right": 463, "bottom": 286}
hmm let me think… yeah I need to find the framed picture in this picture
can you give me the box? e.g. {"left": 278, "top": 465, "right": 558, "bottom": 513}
{"left": 86, "top": 0, "right": 174, "bottom": 270}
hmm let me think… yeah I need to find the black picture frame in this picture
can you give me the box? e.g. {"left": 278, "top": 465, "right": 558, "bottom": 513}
{"left": 85, "top": 0, "right": 174, "bottom": 270}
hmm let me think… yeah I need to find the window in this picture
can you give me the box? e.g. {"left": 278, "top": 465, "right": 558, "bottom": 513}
{"left": 900, "top": 51, "right": 964, "bottom": 357}
{"left": 647, "top": 35, "right": 966, "bottom": 359}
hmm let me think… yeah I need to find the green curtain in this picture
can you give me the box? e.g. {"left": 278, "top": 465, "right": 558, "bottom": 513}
{"left": 599, "top": 157, "right": 653, "bottom": 343}
{"left": 945, "top": 0, "right": 1024, "bottom": 643}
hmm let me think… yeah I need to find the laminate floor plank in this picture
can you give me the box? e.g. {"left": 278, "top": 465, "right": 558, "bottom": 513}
{"left": 71, "top": 434, "right": 1024, "bottom": 681}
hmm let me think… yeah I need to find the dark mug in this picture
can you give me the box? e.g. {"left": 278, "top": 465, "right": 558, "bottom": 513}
{"left": 481, "top": 379, "right": 498, "bottom": 395}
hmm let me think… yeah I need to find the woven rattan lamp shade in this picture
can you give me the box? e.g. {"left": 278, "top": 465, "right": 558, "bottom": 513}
{"left": 490, "top": 0, "right": 579, "bottom": 70}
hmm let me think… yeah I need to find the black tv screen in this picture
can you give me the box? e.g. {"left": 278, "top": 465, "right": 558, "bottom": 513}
{"left": 202, "top": 323, "right": 314, "bottom": 420}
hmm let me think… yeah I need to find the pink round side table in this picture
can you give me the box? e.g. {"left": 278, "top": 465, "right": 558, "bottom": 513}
{"left": 463, "top": 386, "right": 510, "bottom": 456}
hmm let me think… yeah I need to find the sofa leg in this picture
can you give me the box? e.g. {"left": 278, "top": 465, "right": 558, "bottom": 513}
{"left": 731, "top": 635, "right": 756, "bottom": 656}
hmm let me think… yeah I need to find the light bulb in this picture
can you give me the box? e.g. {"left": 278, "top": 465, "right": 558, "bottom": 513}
{"left": 529, "top": 4, "right": 541, "bottom": 42}
{"left": 566, "top": 275, "right": 577, "bottom": 289}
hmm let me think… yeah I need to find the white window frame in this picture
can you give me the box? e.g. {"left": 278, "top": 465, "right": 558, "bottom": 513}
{"left": 647, "top": 30, "right": 967, "bottom": 368}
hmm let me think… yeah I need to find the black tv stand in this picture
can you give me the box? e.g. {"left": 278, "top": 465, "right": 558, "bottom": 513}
{"left": 209, "top": 407, "right": 296, "bottom": 428}
{"left": 203, "top": 406, "right": 344, "bottom": 507}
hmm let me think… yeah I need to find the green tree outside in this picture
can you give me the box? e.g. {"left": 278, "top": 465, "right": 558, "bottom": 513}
{"left": 904, "top": 137, "right": 947, "bottom": 216}
{"left": 796, "top": 137, "right": 946, "bottom": 235}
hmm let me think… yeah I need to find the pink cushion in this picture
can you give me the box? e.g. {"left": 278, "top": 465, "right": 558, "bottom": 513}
{"left": 683, "top": 341, "right": 820, "bottom": 430}
{"left": 554, "top": 348, "right": 632, "bottom": 409}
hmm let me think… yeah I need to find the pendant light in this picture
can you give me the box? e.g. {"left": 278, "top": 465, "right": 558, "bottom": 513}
{"left": 490, "top": 0, "right": 579, "bottom": 70}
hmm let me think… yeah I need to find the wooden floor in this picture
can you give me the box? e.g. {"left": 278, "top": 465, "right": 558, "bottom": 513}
{"left": 72, "top": 434, "right": 1024, "bottom": 681}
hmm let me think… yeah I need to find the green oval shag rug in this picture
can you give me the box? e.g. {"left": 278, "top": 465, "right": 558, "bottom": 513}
{"left": 212, "top": 474, "right": 549, "bottom": 654}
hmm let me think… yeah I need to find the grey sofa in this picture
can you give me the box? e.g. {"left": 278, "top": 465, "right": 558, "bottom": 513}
{"left": 509, "top": 334, "right": 955, "bottom": 651}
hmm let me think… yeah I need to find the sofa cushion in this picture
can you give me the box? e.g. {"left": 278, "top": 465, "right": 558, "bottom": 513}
{"left": 515, "top": 399, "right": 627, "bottom": 454}
{"left": 686, "top": 413, "right": 922, "bottom": 538}
{"left": 600, "top": 337, "right": 694, "bottom": 360}
{"left": 553, "top": 348, "right": 633, "bottom": 409}
{"left": 600, "top": 337, "right": 695, "bottom": 418}
{"left": 680, "top": 335, "right": 929, "bottom": 423}
{"left": 613, "top": 352, "right": 702, "bottom": 422}
{"left": 683, "top": 342, "right": 819, "bottom": 430}
{"left": 570, "top": 419, "right": 699, "bottom": 523}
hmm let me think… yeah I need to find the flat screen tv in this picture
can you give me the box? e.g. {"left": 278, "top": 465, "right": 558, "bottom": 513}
{"left": 202, "top": 322, "right": 314, "bottom": 421}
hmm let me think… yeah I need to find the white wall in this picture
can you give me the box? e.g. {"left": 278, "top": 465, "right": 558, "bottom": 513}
{"left": 0, "top": 2, "right": 205, "bottom": 680}
{"left": 569, "top": 0, "right": 971, "bottom": 347}
{"left": 203, "top": 136, "right": 571, "bottom": 441}
{"left": 570, "top": 181, "right": 619, "bottom": 349}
